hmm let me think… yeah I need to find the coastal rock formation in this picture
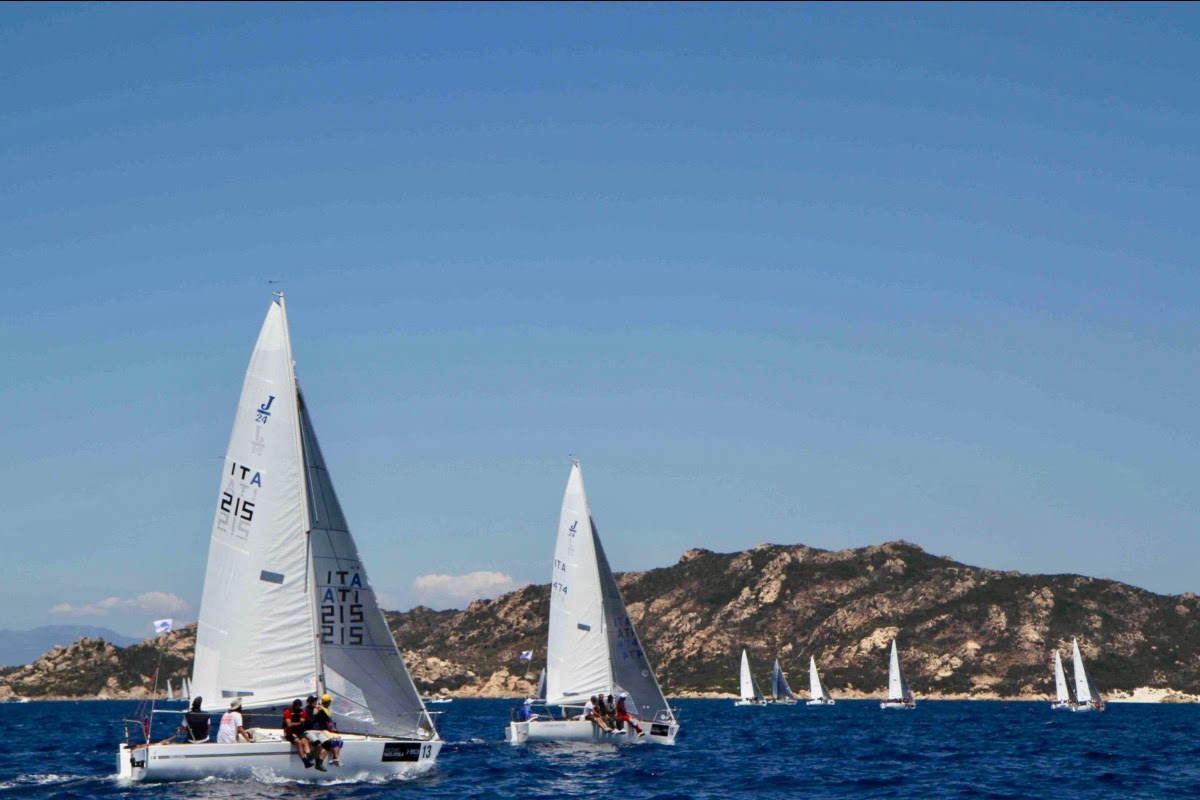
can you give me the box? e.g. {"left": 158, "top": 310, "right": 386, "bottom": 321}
{"left": 5, "top": 541, "right": 1200, "bottom": 700}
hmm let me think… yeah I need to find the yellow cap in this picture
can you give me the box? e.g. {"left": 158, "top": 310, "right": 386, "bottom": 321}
{"left": 321, "top": 694, "right": 332, "bottom": 704}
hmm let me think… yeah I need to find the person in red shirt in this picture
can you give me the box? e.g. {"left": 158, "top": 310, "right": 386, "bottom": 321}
{"left": 282, "top": 699, "right": 315, "bottom": 767}
{"left": 614, "top": 693, "right": 643, "bottom": 735}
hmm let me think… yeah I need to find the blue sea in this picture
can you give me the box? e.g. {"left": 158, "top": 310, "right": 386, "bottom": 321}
{"left": 5, "top": 699, "right": 1199, "bottom": 799}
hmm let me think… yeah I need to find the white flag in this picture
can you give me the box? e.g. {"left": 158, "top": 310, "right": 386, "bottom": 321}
{"left": 153, "top": 618, "right": 173, "bottom": 635}
{"left": 519, "top": 650, "right": 533, "bottom": 661}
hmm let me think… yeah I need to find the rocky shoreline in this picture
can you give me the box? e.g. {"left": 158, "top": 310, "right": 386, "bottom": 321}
{"left": 4, "top": 541, "right": 1200, "bottom": 703}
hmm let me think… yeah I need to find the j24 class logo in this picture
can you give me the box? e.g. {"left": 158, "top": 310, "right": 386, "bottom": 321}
{"left": 256, "top": 395, "right": 275, "bottom": 423}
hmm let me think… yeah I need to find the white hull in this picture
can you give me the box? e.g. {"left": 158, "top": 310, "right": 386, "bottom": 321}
{"left": 117, "top": 734, "right": 441, "bottom": 782}
{"left": 880, "top": 700, "right": 915, "bottom": 710}
{"left": 1067, "top": 702, "right": 1104, "bottom": 713}
{"left": 508, "top": 717, "right": 677, "bottom": 746}
{"left": 806, "top": 699, "right": 835, "bottom": 706}
{"left": 733, "top": 699, "right": 767, "bottom": 706}
{"left": 1050, "top": 700, "right": 1071, "bottom": 710}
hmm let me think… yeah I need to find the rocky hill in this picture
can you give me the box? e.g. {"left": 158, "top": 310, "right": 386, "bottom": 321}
{"left": 5, "top": 541, "right": 1200, "bottom": 700}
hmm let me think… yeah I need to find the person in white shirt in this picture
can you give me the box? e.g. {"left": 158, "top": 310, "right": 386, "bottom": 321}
{"left": 217, "top": 697, "right": 251, "bottom": 743}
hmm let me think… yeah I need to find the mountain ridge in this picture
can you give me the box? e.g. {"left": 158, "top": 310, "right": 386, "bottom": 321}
{"left": 3, "top": 540, "right": 1199, "bottom": 701}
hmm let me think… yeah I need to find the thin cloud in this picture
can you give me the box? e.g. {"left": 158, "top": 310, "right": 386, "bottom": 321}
{"left": 410, "top": 571, "right": 526, "bottom": 610}
{"left": 49, "top": 591, "right": 189, "bottom": 618}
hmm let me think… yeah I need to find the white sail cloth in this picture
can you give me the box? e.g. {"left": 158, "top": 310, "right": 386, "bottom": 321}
{"left": 544, "top": 463, "right": 672, "bottom": 721}
{"left": 192, "top": 298, "right": 317, "bottom": 711}
{"left": 191, "top": 296, "right": 432, "bottom": 739}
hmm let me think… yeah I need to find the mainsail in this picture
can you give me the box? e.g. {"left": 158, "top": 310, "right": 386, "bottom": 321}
{"left": 192, "top": 297, "right": 317, "bottom": 711}
{"left": 544, "top": 463, "right": 672, "bottom": 722}
{"left": 887, "top": 640, "right": 912, "bottom": 702}
{"left": 739, "top": 650, "right": 764, "bottom": 702}
{"left": 190, "top": 296, "right": 432, "bottom": 738}
{"left": 1054, "top": 650, "right": 1075, "bottom": 704}
{"left": 771, "top": 659, "right": 795, "bottom": 701}
{"left": 1072, "top": 638, "right": 1095, "bottom": 705}
{"left": 809, "top": 656, "right": 832, "bottom": 702}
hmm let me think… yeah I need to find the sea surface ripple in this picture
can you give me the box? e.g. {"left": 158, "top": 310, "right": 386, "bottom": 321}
{"left": 4, "top": 699, "right": 1200, "bottom": 799}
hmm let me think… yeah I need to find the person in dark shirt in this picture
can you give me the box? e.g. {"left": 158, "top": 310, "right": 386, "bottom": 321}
{"left": 614, "top": 693, "right": 643, "bottom": 735}
{"left": 305, "top": 694, "right": 343, "bottom": 768}
{"left": 178, "top": 697, "right": 211, "bottom": 743}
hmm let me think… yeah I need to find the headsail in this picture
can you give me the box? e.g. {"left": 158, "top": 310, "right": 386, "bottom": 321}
{"left": 192, "top": 296, "right": 318, "bottom": 712}
{"left": 771, "top": 659, "right": 795, "bottom": 701}
{"left": 299, "top": 390, "right": 433, "bottom": 739}
{"left": 1053, "top": 650, "right": 1074, "bottom": 703}
{"left": 594, "top": 520, "right": 672, "bottom": 721}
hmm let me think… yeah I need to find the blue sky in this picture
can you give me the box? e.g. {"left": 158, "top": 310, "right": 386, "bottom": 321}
{"left": 2, "top": 3, "right": 1198, "bottom": 638}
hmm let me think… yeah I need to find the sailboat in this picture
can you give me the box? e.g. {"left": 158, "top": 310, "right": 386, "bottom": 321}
{"left": 165, "top": 680, "right": 175, "bottom": 702}
{"left": 117, "top": 295, "right": 441, "bottom": 781}
{"left": 734, "top": 649, "right": 766, "bottom": 706}
{"left": 1051, "top": 650, "right": 1075, "bottom": 710}
{"left": 769, "top": 659, "right": 797, "bottom": 704}
{"left": 507, "top": 462, "right": 679, "bottom": 745}
{"left": 1068, "top": 638, "right": 1104, "bottom": 712}
{"left": 879, "top": 639, "right": 915, "bottom": 709}
{"left": 806, "top": 656, "right": 835, "bottom": 706}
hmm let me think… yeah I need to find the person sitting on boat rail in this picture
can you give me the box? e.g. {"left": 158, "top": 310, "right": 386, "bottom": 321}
{"left": 583, "top": 696, "right": 613, "bottom": 731}
{"left": 177, "top": 696, "right": 210, "bottom": 743}
{"left": 217, "top": 698, "right": 250, "bottom": 743}
{"left": 614, "top": 693, "right": 643, "bottom": 735}
{"left": 283, "top": 699, "right": 315, "bottom": 767}
{"left": 305, "top": 694, "right": 343, "bottom": 769}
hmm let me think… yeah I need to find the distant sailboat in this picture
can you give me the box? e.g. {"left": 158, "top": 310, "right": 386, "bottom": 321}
{"left": 769, "top": 659, "right": 797, "bottom": 704}
{"left": 734, "top": 649, "right": 766, "bottom": 706}
{"left": 1051, "top": 650, "right": 1074, "bottom": 710}
{"left": 165, "top": 679, "right": 175, "bottom": 701}
{"left": 879, "top": 639, "right": 915, "bottom": 709}
{"left": 1069, "top": 638, "right": 1104, "bottom": 712}
{"left": 506, "top": 462, "right": 679, "bottom": 745}
{"left": 806, "top": 656, "right": 835, "bottom": 706}
{"left": 534, "top": 668, "right": 546, "bottom": 702}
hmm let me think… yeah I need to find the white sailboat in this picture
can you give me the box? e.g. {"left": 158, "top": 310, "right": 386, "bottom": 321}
{"left": 1069, "top": 638, "right": 1104, "bottom": 712}
{"left": 769, "top": 659, "right": 797, "bottom": 704}
{"left": 879, "top": 639, "right": 915, "bottom": 709}
{"left": 806, "top": 656, "right": 835, "bottom": 706}
{"left": 117, "top": 295, "right": 441, "bottom": 781}
{"left": 507, "top": 462, "right": 679, "bottom": 745}
{"left": 734, "top": 649, "right": 766, "bottom": 706}
{"left": 1051, "top": 650, "right": 1075, "bottom": 710}
{"left": 165, "top": 680, "right": 175, "bottom": 701}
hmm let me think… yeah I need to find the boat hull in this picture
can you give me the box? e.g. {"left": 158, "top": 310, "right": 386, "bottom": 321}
{"left": 733, "top": 700, "right": 766, "bottom": 706}
{"left": 880, "top": 700, "right": 916, "bottom": 710}
{"left": 806, "top": 699, "right": 835, "bottom": 706}
{"left": 508, "top": 717, "right": 677, "bottom": 746}
{"left": 117, "top": 735, "right": 441, "bottom": 782}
